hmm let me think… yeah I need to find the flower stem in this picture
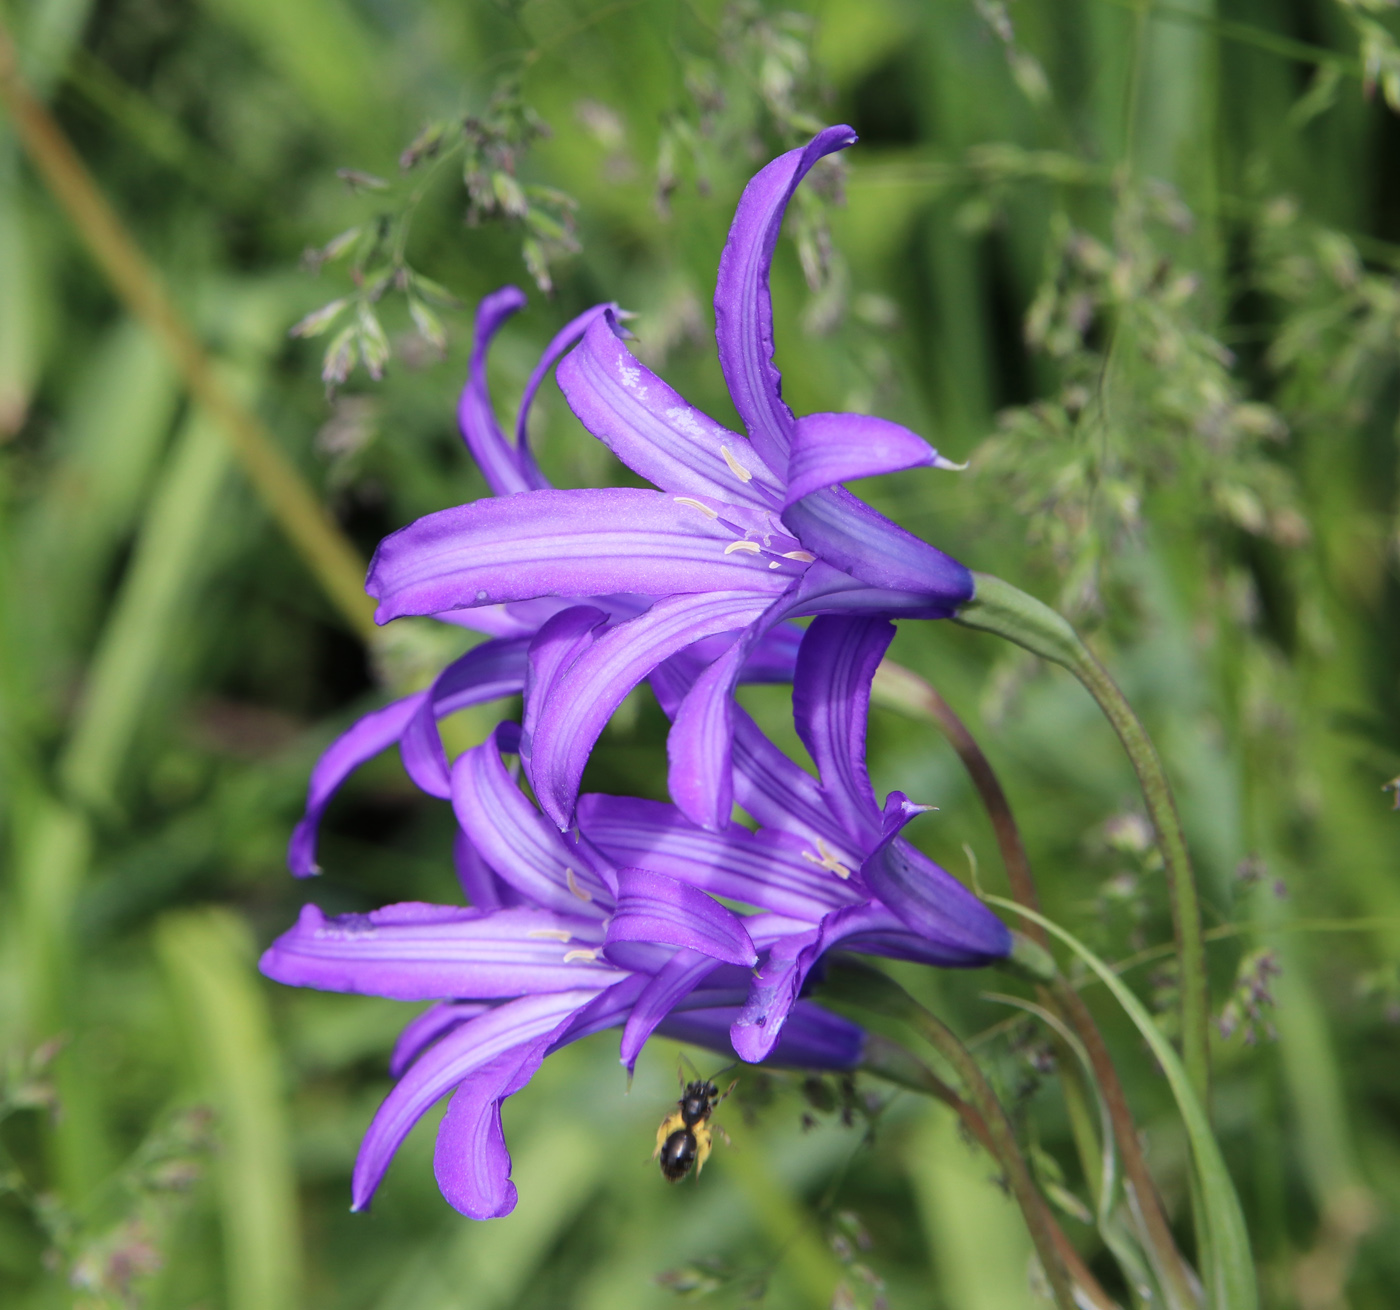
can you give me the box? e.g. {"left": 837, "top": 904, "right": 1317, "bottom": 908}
{"left": 872, "top": 660, "right": 1202, "bottom": 1308}
{"left": 0, "top": 23, "right": 378, "bottom": 642}
{"left": 860, "top": 1030, "right": 1122, "bottom": 1310}
{"left": 826, "top": 960, "right": 1080, "bottom": 1310}
{"left": 953, "top": 571, "right": 1210, "bottom": 1106}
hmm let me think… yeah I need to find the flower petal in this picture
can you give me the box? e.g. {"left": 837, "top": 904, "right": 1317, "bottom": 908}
{"left": 451, "top": 727, "right": 612, "bottom": 915}
{"left": 367, "top": 488, "right": 800, "bottom": 623}
{"left": 734, "top": 706, "right": 859, "bottom": 856}
{"left": 730, "top": 901, "right": 894, "bottom": 1062}
{"left": 453, "top": 829, "right": 524, "bottom": 910}
{"left": 576, "top": 793, "right": 859, "bottom": 919}
{"left": 784, "top": 412, "right": 954, "bottom": 507}
{"left": 521, "top": 605, "right": 610, "bottom": 755}
{"left": 557, "top": 310, "right": 781, "bottom": 503}
{"left": 526, "top": 591, "right": 775, "bottom": 828}
{"left": 399, "top": 637, "right": 530, "bottom": 799}
{"left": 606, "top": 867, "right": 757, "bottom": 967}
{"left": 792, "top": 616, "right": 892, "bottom": 847}
{"left": 430, "top": 975, "right": 648, "bottom": 1218}
{"left": 457, "top": 288, "right": 545, "bottom": 496}
{"left": 781, "top": 486, "right": 973, "bottom": 606}
{"left": 352, "top": 990, "right": 594, "bottom": 1210}
{"left": 665, "top": 584, "right": 815, "bottom": 830}
{"left": 258, "top": 902, "right": 620, "bottom": 1001}
{"left": 389, "top": 1000, "right": 490, "bottom": 1079}
{"left": 858, "top": 792, "right": 1012, "bottom": 962}
{"left": 514, "top": 301, "right": 618, "bottom": 485}
{"left": 287, "top": 693, "right": 427, "bottom": 877}
{"left": 658, "top": 999, "right": 864, "bottom": 1070}
{"left": 618, "top": 947, "right": 721, "bottom": 1073}
{"left": 714, "top": 125, "right": 858, "bottom": 473}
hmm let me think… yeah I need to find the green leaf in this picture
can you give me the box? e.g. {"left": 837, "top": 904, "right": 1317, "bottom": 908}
{"left": 986, "top": 897, "right": 1256, "bottom": 1310}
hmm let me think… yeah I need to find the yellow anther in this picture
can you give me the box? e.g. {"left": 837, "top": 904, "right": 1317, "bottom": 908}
{"left": 801, "top": 838, "right": 853, "bottom": 879}
{"left": 674, "top": 496, "right": 719, "bottom": 519}
{"left": 565, "top": 868, "right": 593, "bottom": 902}
{"left": 528, "top": 929, "right": 574, "bottom": 941}
{"left": 720, "top": 445, "right": 754, "bottom": 483}
{"left": 781, "top": 550, "right": 816, "bottom": 563}
{"left": 724, "top": 540, "right": 762, "bottom": 556}
{"left": 563, "top": 948, "right": 604, "bottom": 964}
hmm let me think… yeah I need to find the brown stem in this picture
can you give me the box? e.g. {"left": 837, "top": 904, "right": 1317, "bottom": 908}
{"left": 874, "top": 660, "right": 1201, "bottom": 1308}
{"left": 862, "top": 1033, "right": 1121, "bottom": 1310}
{"left": 871, "top": 661, "right": 1046, "bottom": 948}
{"left": 0, "top": 24, "right": 377, "bottom": 641}
{"left": 829, "top": 964, "right": 1078, "bottom": 1310}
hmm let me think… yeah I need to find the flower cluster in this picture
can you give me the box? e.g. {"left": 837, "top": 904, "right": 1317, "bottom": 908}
{"left": 262, "top": 125, "right": 1011, "bottom": 1220}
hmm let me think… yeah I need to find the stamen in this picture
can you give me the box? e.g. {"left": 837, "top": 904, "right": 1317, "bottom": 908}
{"left": 674, "top": 496, "right": 719, "bottom": 519}
{"left": 528, "top": 929, "right": 573, "bottom": 942}
{"left": 724, "top": 540, "right": 762, "bottom": 556}
{"left": 563, "top": 948, "right": 603, "bottom": 964}
{"left": 565, "top": 868, "right": 593, "bottom": 902}
{"left": 768, "top": 561, "right": 781, "bottom": 569}
{"left": 801, "top": 838, "right": 853, "bottom": 879}
{"left": 781, "top": 550, "right": 816, "bottom": 563}
{"left": 720, "top": 445, "right": 754, "bottom": 483}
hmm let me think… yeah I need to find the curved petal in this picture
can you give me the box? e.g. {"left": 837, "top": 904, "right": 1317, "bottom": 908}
{"left": 352, "top": 990, "right": 593, "bottom": 1210}
{"left": 287, "top": 693, "right": 427, "bottom": 877}
{"left": 729, "top": 901, "right": 895, "bottom": 1063}
{"left": 556, "top": 311, "right": 782, "bottom": 503}
{"left": 792, "top": 616, "right": 892, "bottom": 847}
{"left": 258, "top": 902, "right": 620, "bottom": 1000}
{"left": 730, "top": 705, "right": 859, "bottom": 860}
{"left": 664, "top": 573, "right": 911, "bottom": 832}
{"left": 389, "top": 1001, "right": 490, "bottom": 1079}
{"left": 521, "top": 605, "right": 610, "bottom": 753}
{"left": 606, "top": 868, "right": 757, "bottom": 966}
{"left": 576, "top": 794, "right": 859, "bottom": 919}
{"left": 714, "top": 125, "right": 858, "bottom": 472}
{"left": 453, "top": 829, "right": 524, "bottom": 910}
{"left": 451, "top": 729, "right": 612, "bottom": 916}
{"left": 514, "top": 302, "right": 619, "bottom": 486}
{"left": 858, "top": 793, "right": 1013, "bottom": 963}
{"left": 619, "top": 947, "right": 721, "bottom": 1073}
{"left": 526, "top": 591, "right": 775, "bottom": 828}
{"left": 399, "top": 637, "right": 530, "bottom": 799}
{"left": 658, "top": 999, "right": 864, "bottom": 1070}
{"left": 666, "top": 585, "right": 807, "bottom": 830}
{"left": 367, "top": 487, "right": 801, "bottom": 623}
{"left": 784, "top": 412, "right": 954, "bottom": 507}
{"left": 433, "top": 1042, "right": 535, "bottom": 1219}
{"left": 781, "top": 486, "right": 973, "bottom": 606}
{"left": 431, "top": 974, "right": 648, "bottom": 1218}
{"left": 457, "top": 287, "right": 545, "bottom": 496}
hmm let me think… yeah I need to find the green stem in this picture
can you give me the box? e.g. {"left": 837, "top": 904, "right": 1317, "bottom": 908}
{"left": 873, "top": 659, "right": 1201, "bottom": 1307}
{"left": 860, "top": 1032, "right": 1122, "bottom": 1310}
{"left": 825, "top": 961, "right": 1080, "bottom": 1310}
{"left": 954, "top": 572, "right": 1211, "bottom": 1106}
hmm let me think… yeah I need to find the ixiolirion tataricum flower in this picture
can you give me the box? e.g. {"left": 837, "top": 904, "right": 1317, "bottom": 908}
{"left": 366, "top": 124, "right": 973, "bottom": 834}
{"left": 262, "top": 715, "right": 867, "bottom": 1220}
{"left": 261, "top": 612, "right": 1009, "bottom": 1219}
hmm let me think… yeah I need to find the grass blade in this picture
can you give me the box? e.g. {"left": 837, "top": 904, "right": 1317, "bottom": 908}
{"left": 986, "top": 897, "right": 1256, "bottom": 1310}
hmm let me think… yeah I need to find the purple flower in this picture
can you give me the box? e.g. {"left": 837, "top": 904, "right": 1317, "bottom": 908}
{"left": 285, "top": 287, "right": 807, "bottom": 876}
{"left": 366, "top": 125, "right": 973, "bottom": 832}
{"left": 263, "top": 717, "right": 864, "bottom": 1219}
{"left": 583, "top": 611, "right": 1012, "bottom": 1063}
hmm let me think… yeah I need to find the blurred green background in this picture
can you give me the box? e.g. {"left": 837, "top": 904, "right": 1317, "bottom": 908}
{"left": 1, "top": 0, "right": 1399, "bottom": 1306}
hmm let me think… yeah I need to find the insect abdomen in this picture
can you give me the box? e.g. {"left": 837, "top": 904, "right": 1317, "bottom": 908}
{"left": 658, "top": 1128, "right": 698, "bottom": 1182}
